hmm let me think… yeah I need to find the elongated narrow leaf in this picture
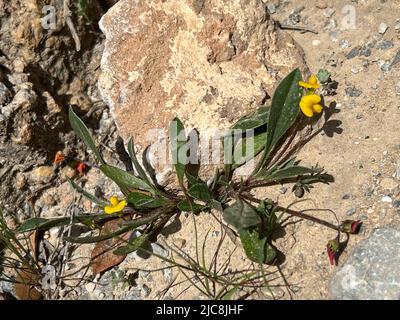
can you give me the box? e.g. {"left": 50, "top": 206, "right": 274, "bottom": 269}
{"left": 113, "top": 234, "right": 150, "bottom": 256}
{"left": 239, "top": 228, "right": 277, "bottom": 264}
{"left": 169, "top": 117, "right": 186, "bottom": 184}
{"left": 188, "top": 183, "right": 212, "bottom": 201}
{"left": 128, "top": 192, "right": 169, "bottom": 209}
{"left": 100, "top": 164, "right": 153, "bottom": 194}
{"left": 232, "top": 131, "right": 267, "bottom": 168}
{"left": 260, "top": 69, "right": 302, "bottom": 167}
{"left": 17, "top": 214, "right": 109, "bottom": 233}
{"left": 68, "top": 107, "right": 105, "bottom": 165}
{"left": 221, "top": 287, "right": 239, "bottom": 300}
{"left": 128, "top": 138, "right": 153, "bottom": 188}
{"left": 64, "top": 212, "right": 161, "bottom": 244}
{"left": 185, "top": 172, "right": 203, "bottom": 186}
{"left": 223, "top": 200, "right": 261, "bottom": 230}
{"left": 256, "top": 166, "right": 322, "bottom": 182}
{"left": 232, "top": 107, "right": 269, "bottom": 131}
{"left": 68, "top": 178, "right": 108, "bottom": 207}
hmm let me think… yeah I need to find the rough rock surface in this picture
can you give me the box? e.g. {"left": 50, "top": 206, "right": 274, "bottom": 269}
{"left": 330, "top": 228, "right": 400, "bottom": 300}
{"left": 0, "top": 0, "right": 109, "bottom": 213}
{"left": 98, "top": 0, "right": 308, "bottom": 146}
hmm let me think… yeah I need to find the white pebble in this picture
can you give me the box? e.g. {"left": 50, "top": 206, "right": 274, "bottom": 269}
{"left": 381, "top": 196, "right": 392, "bottom": 203}
{"left": 312, "top": 40, "right": 321, "bottom": 46}
{"left": 378, "top": 22, "right": 388, "bottom": 34}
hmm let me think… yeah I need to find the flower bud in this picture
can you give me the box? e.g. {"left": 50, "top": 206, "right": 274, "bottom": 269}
{"left": 327, "top": 239, "right": 340, "bottom": 266}
{"left": 340, "top": 220, "right": 362, "bottom": 234}
{"left": 76, "top": 161, "right": 86, "bottom": 176}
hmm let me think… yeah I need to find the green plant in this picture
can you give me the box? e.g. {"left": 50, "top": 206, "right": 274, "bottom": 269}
{"left": 133, "top": 220, "right": 284, "bottom": 300}
{"left": 15, "top": 69, "right": 361, "bottom": 295}
{"left": 0, "top": 210, "right": 43, "bottom": 299}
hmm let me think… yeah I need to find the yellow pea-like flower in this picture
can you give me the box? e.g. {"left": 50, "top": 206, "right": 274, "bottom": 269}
{"left": 299, "top": 74, "right": 321, "bottom": 90}
{"left": 299, "top": 94, "right": 323, "bottom": 118}
{"left": 104, "top": 196, "right": 126, "bottom": 214}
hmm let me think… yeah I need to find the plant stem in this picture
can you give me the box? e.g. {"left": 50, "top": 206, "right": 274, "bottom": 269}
{"left": 240, "top": 194, "right": 338, "bottom": 231}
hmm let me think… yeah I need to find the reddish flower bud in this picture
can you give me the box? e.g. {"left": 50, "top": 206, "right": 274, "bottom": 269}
{"left": 327, "top": 239, "right": 340, "bottom": 266}
{"left": 53, "top": 152, "right": 65, "bottom": 164}
{"left": 340, "top": 220, "right": 362, "bottom": 234}
{"left": 76, "top": 161, "right": 86, "bottom": 176}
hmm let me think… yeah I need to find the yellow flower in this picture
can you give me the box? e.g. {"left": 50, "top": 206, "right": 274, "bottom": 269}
{"left": 299, "top": 74, "right": 321, "bottom": 89}
{"left": 104, "top": 196, "right": 126, "bottom": 214}
{"left": 299, "top": 94, "right": 323, "bottom": 118}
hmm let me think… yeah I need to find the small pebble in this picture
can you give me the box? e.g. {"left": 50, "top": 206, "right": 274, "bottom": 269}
{"left": 391, "top": 50, "right": 400, "bottom": 68}
{"left": 150, "top": 243, "right": 169, "bottom": 258}
{"left": 211, "top": 230, "right": 220, "bottom": 237}
{"left": 395, "top": 82, "right": 400, "bottom": 95}
{"left": 351, "top": 67, "right": 362, "bottom": 74}
{"left": 345, "top": 86, "right": 362, "bottom": 97}
{"left": 378, "top": 23, "right": 388, "bottom": 34}
{"left": 316, "top": 0, "right": 327, "bottom": 9}
{"left": 346, "top": 208, "right": 357, "bottom": 216}
{"left": 306, "top": 220, "right": 315, "bottom": 226}
{"left": 376, "top": 40, "right": 394, "bottom": 50}
{"left": 380, "top": 178, "right": 398, "bottom": 191}
{"left": 395, "top": 163, "right": 400, "bottom": 179}
{"left": 393, "top": 200, "right": 400, "bottom": 209}
{"left": 323, "top": 8, "right": 335, "bottom": 18}
{"left": 378, "top": 60, "right": 391, "bottom": 72}
{"left": 279, "top": 187, "right": 288, "bottom": 194}
{"left": 312, "top": 39, "right": 321, "bottom": 46}
{"left": 267, "top": 4, "right": 276, "bottom": 14}
{"left": 339, "top": 39, "right": 349, "bottom": 49}
{"left": 381, "top": 196, "right": 392, "bottom": 203}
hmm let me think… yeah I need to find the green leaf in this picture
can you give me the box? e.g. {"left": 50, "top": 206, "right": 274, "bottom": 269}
{"left": 260, "top": 69, "right": 302, "bottom": 168}
{"left": 232, "top": 131, "right": 267, "bottom": 168}
{"left": 68, "top": 178, "right": 108, "bottom": 207}
{"left": 127, "top": 192, "right": 169, "bottom": 209}
{"left": 232, "top": 107, "right": 270, "bottom": 131}
{"left": 113, "top": 234, "right": 150, "bottom": 256}
{"left": 16, "top": 214, "right": 108, "bottom": 233}
{"left": 185, "top": 172, "right": 203, "bottom": 186}
{"left": 255, "top": 165, "right": 322, "bottom": 182}
{"left": 223, "top": 201, "right": 261, "bottom": 230}
{"left": 127, "top": 138, "right": 153, "bottom": 188}
{"left": 100, "top": 164, "right": 153, "bottom": 194}
{"left": 177, "top": 200, "right": 205, "bottom": 212}
{"left": 239, "top": 228, "right": 277, "bottom": 264}
{"left": 221, "top": 287, "right": 239, "bottom": 300}
{"left": 187, "top": 183, "right": 212, "bottom": 201}
{"left": 169, "top": 117, "right": 186, "bottom": 185}
{"left": 209, "top": 199, "right": 223, "bottom": 213}
{"left": 68, "top": 107, "right": 105, "bottom": 165}
{"left": 226, "top": 108, "right": 269, "bottom": 173}
{"left": 64, "top": 212, "right": 161, "bottom": 244}
{"left": 317, "top": 69, "right": 331, "bottom": 84}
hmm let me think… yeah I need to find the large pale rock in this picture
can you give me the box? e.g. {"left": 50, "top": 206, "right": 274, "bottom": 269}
{"left": 330, "top": 228, "right": 400, "bottom": 300}
{"left": 99, "top": 0, "right": 307, "bottom": 146}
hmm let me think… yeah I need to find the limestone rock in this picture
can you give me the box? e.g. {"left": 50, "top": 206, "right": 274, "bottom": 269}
{"left": 99, "top": 0, "right": 308, "bottom": 146}
{"left": 330, "top": 228, "right": 400, "bottom": 300}
{"left": 28, "top": 166, "right": 54, "bottom": 184}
